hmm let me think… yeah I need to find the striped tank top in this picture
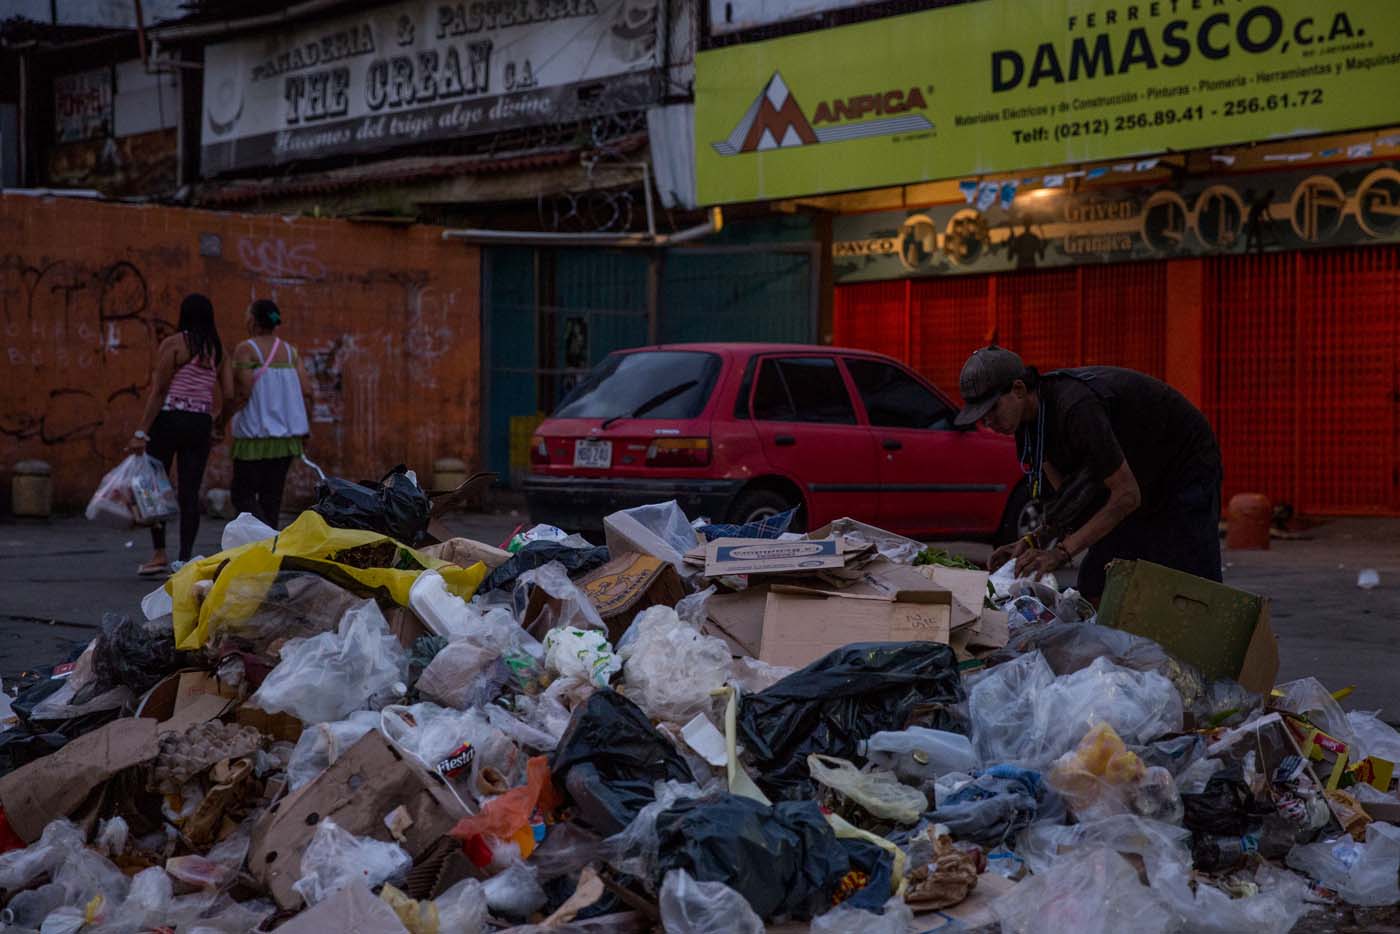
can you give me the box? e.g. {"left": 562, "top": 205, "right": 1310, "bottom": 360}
{"left": 165, "top": 355, "right": 217, "bottom": 415}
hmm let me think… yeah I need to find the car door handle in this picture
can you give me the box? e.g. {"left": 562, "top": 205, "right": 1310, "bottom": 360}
{"left": 882, "top": 438, "right": 903, "bottom": 451}
{"left": 774, "top": 435, "right": 796, "bottom": 447}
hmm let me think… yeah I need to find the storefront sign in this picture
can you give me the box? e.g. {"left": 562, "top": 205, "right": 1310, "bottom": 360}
{"left": 695, "top": 0, "right": 1400, "bottom": 204}
{"left": 201, "top": 0, "right": 661, "bottom": 175}
{"left": 707, "top": 0, "right": 867, "bottom": 35}
{"left": 832, "top": 161, "right": 1400, "bottom": 281}
{"left": 54, "top": 69, "right": 112, "bottom": 143}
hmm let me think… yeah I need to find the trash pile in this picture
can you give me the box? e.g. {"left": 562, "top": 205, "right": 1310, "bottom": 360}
{"left": 6, "top": 487, "right": 1400, "bottom": 932}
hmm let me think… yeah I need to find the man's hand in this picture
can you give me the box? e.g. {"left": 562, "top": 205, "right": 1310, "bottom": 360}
{"left": 1014, "top": 547, "right": 1067, "bottom": 580}
{"left": 988, "top": 537, "right": 1031, "bottom": 571}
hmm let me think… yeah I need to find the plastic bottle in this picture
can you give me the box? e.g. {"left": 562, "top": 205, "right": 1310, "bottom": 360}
{"left": 1192, "top": 832, "right": 1260, "bottom": 872}
{"left": 860, "top": 727, "right": 977, "bottom": 782}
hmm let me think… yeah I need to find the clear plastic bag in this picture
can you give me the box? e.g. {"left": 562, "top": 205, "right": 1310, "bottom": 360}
{"left": 813, "top": 517, "right": 922, "bottom": 565}
{"left": 1286, "top": 822, "right": 1400, "bottom": 906}
{"left": 810, "top": 897, "right": 915, "bottom": 934}
{"left": 514, "top": 562, "right": 606, "bottom": 637}
{"left": 544, "top": 627, "right": 621, "bottom": 688}
{"left": 604, "top": 501, "right": 698, "bottom": 569}
{"left": 728, "top": 656, "right": 795, "bottom": 694}
{"left": 1346, "top": 710, "right": 1400, "bottom": 763}
{"left": 433, "top": 877, "right": 488, "bottom": 934}
{"left": 292, "top": 819, "right": 411, "bottom": 907}
{"left": 619, "top": 606, "right": 731, "bottom": 724}
{"left": 659, "top": 868, "right": 764, "bottom": 934}
{"left": 1048, "top": 723, "right": 1183, "bottom": 823}
{"left": 601, "top": 780, "right": 705, "bottom": 884}
{"left": 221, "top": 512, "right": 276, "bottom": 550}
{"left": 206, "top": 571, "right": 364, "bottom": 650}
{"left": 969, "top": 652, "right": 1182, "bottom": 769}
{"left": 286, "top": 710, "right": 382, "bottom": 791}
{"left": 862, "top": 727, "right": 977, "bottom": 782}
{"left": 1016, "top": 814, "right": 1192, "bottom": 878}
{"left": 807, "top": 754, "right": 927, "bottom": 824}
{"left": 86, "top": 454, "right": 177, "bottom": 527}
{"left": 380, "top": 702, "right": 522, "bottom": 800}
{"left": 1275, "top": 678, "right": 1358, "bottom": 750}
{"left": 482, "top": 860, "right": 547, "bottom": 918}
{"left": 993, "top": 847, "right": 1171, "bottom": 934}
{"left": 990, "top": 559, "right": 1058, "bottom": 603}
{"left": 249, "top": 600, "right": 407, "bottom": 724}
{"left": 417, "top": 641, "right": 509, "bottom": 710}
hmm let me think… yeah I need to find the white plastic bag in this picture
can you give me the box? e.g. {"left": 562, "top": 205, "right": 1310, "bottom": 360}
{"left": 659, "top": 869, "right": 764, "bottom": 934}
{"left": 544, "top": 627, "right": 621, "bottom": 688}
{"left": 990, "top": 558, "right": 1058, "bottom": 602}
{"left": 619, "top": 606, "right": 731, "bottom": 723}
{"left": 291, "top": 819, "right": 411, "bottom": 907}
{"left": 250, "top": 600, "right": 407, "bottom": 724}
{"left": 1276, "top": 678, "right": 1358, "bottom": 751}
{"left": 380, "top": 702, "right": 521, "bottom": 797}
{"left": 969, "top": 652, "right": 1183, "bottom": 769}
{"left": 807, "top": 754, "right": 927, "bottom": 824}
{"left": 220, "top": 512, "right": 276, "bottom": 551}
{"left": 482, "top": 860, "right": 547, "bottom": 918}
{"left": 285, "top": 711, "right": 382, "bottom": 791}
{"left": 85, "top": 454, "right": 177, "bottom": 527}
{"left": 1286, "top": 822, "right": 1400, "bottom": 906}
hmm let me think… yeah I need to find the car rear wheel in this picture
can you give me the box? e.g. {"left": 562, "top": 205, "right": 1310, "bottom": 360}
{"left": 728, "top": 488, "right": 802, "bottom": 530}
{"left": 994, "top": 482, "right": 1041, "bottom": 546}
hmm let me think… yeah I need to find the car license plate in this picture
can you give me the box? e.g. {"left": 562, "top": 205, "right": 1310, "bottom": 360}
{"left": 573, "top": 439, "right": 612, "bottom": 468}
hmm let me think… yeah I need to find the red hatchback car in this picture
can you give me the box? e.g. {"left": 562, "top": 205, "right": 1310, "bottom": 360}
{"left": 526, "top": 343, "right": 1033, "bottom": 542}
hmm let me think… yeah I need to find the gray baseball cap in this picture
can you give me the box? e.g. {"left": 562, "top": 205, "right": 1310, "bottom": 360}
{"left": 954, "top": 346, "right": 1026, "bottom": 426}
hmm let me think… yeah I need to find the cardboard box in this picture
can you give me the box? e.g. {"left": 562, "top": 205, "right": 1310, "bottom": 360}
{"left": 705, "top": 537, "right": 848, "bottom": 577}
{"left": 419, "top": 536, "right": 510, "bottom": 569}
{"left": 0, "top": 718, "right": 159, "bottom": 842}
{"left": 914, "top": 565, "right": 990, "bottom": 629}
{"left": 249, "top": 730, "right": 464, "bottom": 909}
{"left": 578, "top": 551, "right": 687, "bottom": 643}
{"left": 1099, "top": 560, "right": 1278, "bottom": 694}
{"left": 759, "top": 585, "right": 952, "bottom": 669}
{"left": 384, "top": 604, "right": 430, "bottom": 649}
{"left": 236, "top": 704, "right": 304, "bottom": 743}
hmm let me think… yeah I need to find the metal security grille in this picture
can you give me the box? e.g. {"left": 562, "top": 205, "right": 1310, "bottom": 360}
{"left": 835, "top": 264, "right": 1168, "bottom": 401}
{"left": 1205, "top": 246, "right": 1400, "bottom": 515}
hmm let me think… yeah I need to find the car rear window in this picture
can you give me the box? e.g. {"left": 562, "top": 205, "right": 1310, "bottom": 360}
{"left": 553, "top": 351, "right": 721, "bottom": 420}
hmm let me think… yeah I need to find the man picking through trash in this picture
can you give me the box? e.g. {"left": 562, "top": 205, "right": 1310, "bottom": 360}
{"left": 958, "top": 346, "right": 1223, "bottom": 601}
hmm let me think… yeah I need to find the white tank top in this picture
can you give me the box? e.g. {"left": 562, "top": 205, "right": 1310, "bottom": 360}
{"left": 232, "top": 337, "right": 310, "bottom": 439}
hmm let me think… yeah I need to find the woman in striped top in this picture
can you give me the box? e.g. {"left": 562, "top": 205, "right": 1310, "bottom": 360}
{"left": 129, "top": 294, "right": 234, "bottom": 576}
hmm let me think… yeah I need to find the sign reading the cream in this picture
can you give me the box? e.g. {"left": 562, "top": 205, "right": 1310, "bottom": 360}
{"left": 201, "top": 0, "right": 661, "bottom": 175}
{"left": 695, "top": 0, "right": 1400, "bottom": 204}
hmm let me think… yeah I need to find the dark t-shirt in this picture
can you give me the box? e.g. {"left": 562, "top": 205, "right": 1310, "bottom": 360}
{"left": 1016, "top": 367, "right": 1220, "bottom": 513}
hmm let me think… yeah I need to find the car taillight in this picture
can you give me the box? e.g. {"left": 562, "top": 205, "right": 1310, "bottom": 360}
{"left": 530, "top": 436, "right": 549, "bottom": 466}
{"left": 646, "top": 437, "right": 711, "bottom": 467}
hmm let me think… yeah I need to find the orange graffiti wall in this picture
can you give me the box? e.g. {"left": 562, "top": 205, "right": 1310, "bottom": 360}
{"left": 0, "top": 193, "right": 482, "bottom": 510}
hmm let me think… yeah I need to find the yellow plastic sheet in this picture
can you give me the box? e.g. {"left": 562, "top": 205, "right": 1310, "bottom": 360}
{"left": 166, "top": 511, "right": 487, "bottom": 649}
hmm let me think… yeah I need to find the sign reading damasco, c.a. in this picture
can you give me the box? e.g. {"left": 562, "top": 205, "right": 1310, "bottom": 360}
{"left": 694, "top": 0, "right": 1400, "bottom": 204}
{"left": 201, "top": 0, "right": 661, "bottom": 175}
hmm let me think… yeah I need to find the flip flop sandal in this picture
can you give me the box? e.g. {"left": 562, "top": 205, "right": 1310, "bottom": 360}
{"left": 137, "top": 561, "right": 170, "bottom": 578}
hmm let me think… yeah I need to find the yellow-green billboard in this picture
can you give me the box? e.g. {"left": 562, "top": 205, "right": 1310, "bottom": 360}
{"left": 695, "top": 0, "right": 1400, "bottom": 204}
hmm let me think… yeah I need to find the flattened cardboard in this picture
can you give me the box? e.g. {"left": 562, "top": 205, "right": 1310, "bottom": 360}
{"left": 704, "top": 585, "right": 770, "bottom": 656}
{"left": 705, "top": 537, "right": 847, "bottom": 577}
{"left": 915, "top": 565, "right": 990, "bottom": 629}
{"left": 579, "top": 551, "right": 686, "bottom": 643}
{"left": 1099, "top": 559, "right": 1279, "bottom": 693}
{"left": 249, "top": 730, "right": 464, "bottom": 909}
{"left": 0, "top": 717, "right": 159, "bottom": 842}
{"left": 236, "top": 705, "right": 304, "bottom": 743}
{"left": 272, "top": 880, "right": 410, "bottom": 933}
{"left": 383, "top": 605, "right": 429, "bottom": 650}
{"left": 759, "top": 589, "right": 952, "bottom": 669}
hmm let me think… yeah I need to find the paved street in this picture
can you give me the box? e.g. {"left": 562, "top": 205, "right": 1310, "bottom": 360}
{"left": 3, "top": 509, "right": 1399, "bottom": 717}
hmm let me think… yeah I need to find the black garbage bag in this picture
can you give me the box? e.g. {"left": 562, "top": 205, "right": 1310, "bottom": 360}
{"left": 1182, "top": 766, "right": 1274, "bottom": 836}
{"left": 835, "top": 836, "right": 897, "bottom": 913}
{"left": 549, "top": 691, "right": 695, "bottom": 834}
{"left": 483, "top": 541, "right": 611, "bottom": 593}
{"left": 0, "top": 728, "right": 68, "bottom": 778}
{"left": 738, "top": 642, "right": 965, "bottom": 799}
{"left": 85, "top": 613, "right": 188, "bottom": 699}
{"left": 312, "top": 465, "right": 431, "bottom": 546}
{"left": 654, "top": 795, "right": 852, "bottom": 921}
